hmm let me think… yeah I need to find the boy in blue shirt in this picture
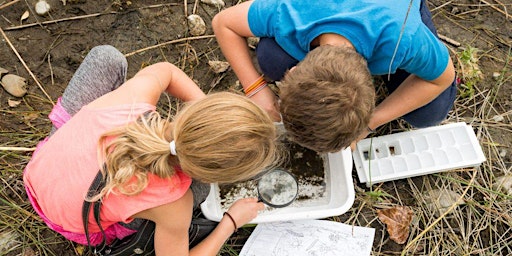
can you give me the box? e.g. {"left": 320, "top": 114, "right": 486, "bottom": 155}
{"left": 213, "top": 0, "right": 456, "bottom": 153}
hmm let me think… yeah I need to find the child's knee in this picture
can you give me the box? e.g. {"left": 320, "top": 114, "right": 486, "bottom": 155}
{"left": 89, "top": 45, "right": 127, "bottom": 68}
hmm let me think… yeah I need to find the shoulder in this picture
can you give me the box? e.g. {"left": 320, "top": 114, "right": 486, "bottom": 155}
{"left": 402, "top": 25, "right": 450, "bottom": 81}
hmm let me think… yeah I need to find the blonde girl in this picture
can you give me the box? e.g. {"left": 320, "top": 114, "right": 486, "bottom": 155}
{"left": 24, "top": 45, "right": 280, "bottom": 255}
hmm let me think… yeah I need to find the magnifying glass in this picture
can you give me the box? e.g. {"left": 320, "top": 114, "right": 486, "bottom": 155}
{"left": 257, "top": 169, "right": 299, "bottom": 208}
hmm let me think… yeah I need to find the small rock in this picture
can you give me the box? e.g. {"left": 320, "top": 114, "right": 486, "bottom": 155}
{"left": 187, "top": 14, "right": 206, "bottom": 36}
{"left": 247, "top": 37, "right": 260, "bottom": 49}
{"left": 492, "top": 114, "right": 504, "bottom": 122}
{"left": 0, "top": 67, "right": 8, "bottom": 77}
{"left": 208, "top": 60, "right": 230, "bottom": 73}
{"left": 201, "top": 0, "right": 225, "bottom": 8}
{"left": 492, "top": 72, "right": 501, "bottom": 80}
{"left": 35, "top": 0, "right": 51, "bottom": 16}
{"left": 499, "top": 149, "right": 507, "bottom": 158}
{"left": 425, "top": 189, "right": 464, "bottom": 216}
{"left": 8, "top": 99, "right": 21, "bottom": 107}
{"left": 493, "top": 175, "right": 512, "bottom": 195}
{"left": 0, "top": 231, "right": 20, "bottom": 252}
{"left": 1, "top": 74, "right": 28, "bottom": 97}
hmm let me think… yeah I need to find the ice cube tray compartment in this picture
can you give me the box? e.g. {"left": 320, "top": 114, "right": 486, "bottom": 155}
{"left": 353, "top": 122, "right": 486, "bottom": 186}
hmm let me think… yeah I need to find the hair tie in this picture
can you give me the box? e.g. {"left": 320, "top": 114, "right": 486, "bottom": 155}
{"left": 169, "top": 140, "right": 177, "bottom": 156}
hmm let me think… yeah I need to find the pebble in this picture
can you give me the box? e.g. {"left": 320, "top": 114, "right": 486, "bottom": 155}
{"left": 493, "top": 175, "right": 512, "bottom": 195}
{"left": 201, "top": 0, "right": 225, "bottom": 8}
{"left": 208, "top": 60, "right": 229, "bottom": 74}
{"left": 424, "top": 189, "right": 464, "bottom": 216}
{"left": 499, "top": 149, "right": 507, "bottom": 158}
{"left": 492, "top": 114, "right": 504, "bottom": 122}
{"left": 187, "top": 14, "right": 206, "bottom": 36}
{"left": 35, "top": 0, "right": 51, "bottom": 16}
{"left": 0, "top": 67, "right": 8, "bottom": 77}
{"left": 1, "top": 74, "right": 28, "bottom": 97}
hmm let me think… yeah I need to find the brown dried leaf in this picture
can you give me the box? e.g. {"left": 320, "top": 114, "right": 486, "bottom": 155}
{"left": 377, "top": 206, "right": 414, "bottom": 244}
{"left": 21, "top": 10, "right": 30, "bottom": 22}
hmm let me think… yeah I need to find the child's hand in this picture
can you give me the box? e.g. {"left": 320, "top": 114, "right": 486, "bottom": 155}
{"left": 251, "top": 90, "right": 282, "bottom": 122}
{"left": 225, "top": 198, "right": 264, "bottom": 228}
{"left": 350, "top": 129, "right": 370, "bottom": 151}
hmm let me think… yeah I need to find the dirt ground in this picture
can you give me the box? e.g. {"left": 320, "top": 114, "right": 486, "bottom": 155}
{"left": 0, "top": 0, "right": 511, "bottom": 255}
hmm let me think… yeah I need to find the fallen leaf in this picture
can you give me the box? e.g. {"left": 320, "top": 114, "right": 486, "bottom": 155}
{"left": 377, "top": 206, "right": 413, "bottom": 244}
{"left": 75, "top": 244, "right": 85, "bottom": 255}
{"left": 8, "top": 99, "right": 21, "bottom": 107}
{"left": 21, "top": 10, "right": 30, "bottom": 22}
{"left": 23, "top": 112, "right": 39, "bottom": 121}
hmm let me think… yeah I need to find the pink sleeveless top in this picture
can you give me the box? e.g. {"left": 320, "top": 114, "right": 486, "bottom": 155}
{"left": 23, "top": 103, "right": 192, "bottom": 244}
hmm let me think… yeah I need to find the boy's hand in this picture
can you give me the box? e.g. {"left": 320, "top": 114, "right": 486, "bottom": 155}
{"left": 250, "top": 88, "right": 282, "bottom": 122}
{"left": 350, "top": 129, "right": 370, "bottom": 151}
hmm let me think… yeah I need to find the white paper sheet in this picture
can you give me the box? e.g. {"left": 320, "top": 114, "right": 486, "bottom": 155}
{"left": 240, "top": 220, "right": 375, "bottom": 256}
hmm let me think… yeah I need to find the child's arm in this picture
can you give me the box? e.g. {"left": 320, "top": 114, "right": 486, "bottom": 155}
{"left": 212, "top": 1, "right": 281, "bottom": 121}
{"left": 88, "top": 62, "right": 205, "bottom": 108}
{"left": 134, "top": 190, "right": 264, "bottom": 256}
{"left": 189, "top": 198, "right": 264, "bottom": 255}
{"left": 350, "top": 57, "right": 456, "bottom": 149}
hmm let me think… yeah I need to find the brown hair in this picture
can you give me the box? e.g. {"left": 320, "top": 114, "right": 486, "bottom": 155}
{"left": 94, "top": 92, "right": 280, "bottom": 200}
{"left": 279, "top": 45, "right": 375, "bottom": 153}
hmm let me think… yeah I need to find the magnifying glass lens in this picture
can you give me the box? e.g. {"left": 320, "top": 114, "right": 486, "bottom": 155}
{"left": 257, "top": 169, "right": 298, "bottom": 208}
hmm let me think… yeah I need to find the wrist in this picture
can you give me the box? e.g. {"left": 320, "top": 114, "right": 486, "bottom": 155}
{"left": 222, "top": 212, "right": 238, "bottom": 233}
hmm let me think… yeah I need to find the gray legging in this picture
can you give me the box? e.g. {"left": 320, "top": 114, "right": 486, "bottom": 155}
{"left": 54, "top": 45, "right": 215, "bottom": 243}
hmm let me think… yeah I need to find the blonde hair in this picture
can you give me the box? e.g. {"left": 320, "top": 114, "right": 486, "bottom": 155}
{"left": 280, "top": 45, "right": 375, "bottom": 153}
{"left": 93, "top": 92, "right": 279, "bottom": 200}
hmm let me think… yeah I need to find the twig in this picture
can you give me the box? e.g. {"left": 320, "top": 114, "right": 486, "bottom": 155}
{"left": 124, "top": 35, "right": 215, "bottom": 57}
{"left": 438, "top": 33, "right": 461, "bottom": 47}
{"left": 2, "top": 11, "right": 117, "bottom": 31}
{"left": 0, "top": 146, "right": 36, "bottom": 151}
{"left": 0, "top": 27, "right": 54, "bottom": 105}
{"left": 480, "top": 0, "right": 510, "bottom": 20}
{"left": 0, "top": 0, "right": 20, "bottom": 10}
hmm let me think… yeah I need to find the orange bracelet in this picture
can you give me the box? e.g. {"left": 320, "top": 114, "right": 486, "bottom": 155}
{"left": 244, "top": 75, "right": 265, "bottom": 95}
{"left": 246, "top": 82, "right": 268, "bottom": 98}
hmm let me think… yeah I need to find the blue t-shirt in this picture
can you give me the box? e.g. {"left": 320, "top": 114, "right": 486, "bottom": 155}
{"left": 248, "top": 0, "right": 449, "bottom": 81}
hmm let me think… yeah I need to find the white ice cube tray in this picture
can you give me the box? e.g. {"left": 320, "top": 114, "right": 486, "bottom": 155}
{"left": 201, "top": 148, "right": 355, "bottom": 223}
{"left": 353, "top": 122, "right": 486, "bottom": 186}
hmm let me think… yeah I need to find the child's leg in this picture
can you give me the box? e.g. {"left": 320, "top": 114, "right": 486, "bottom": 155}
{"left": 50, "top": 45, "right": 127, "bottom": 134}
{"left": 61, "top": 45, "right": 127, "bottom": 116}
{"left": 383, "top": 0, "right": 457, "bottom": 128}
{"left": 255, "top": 37, "right": 299, "bottom": 81}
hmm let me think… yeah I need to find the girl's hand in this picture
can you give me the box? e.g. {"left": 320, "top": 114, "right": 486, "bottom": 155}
{"left": 225, "top": 198, "right": 264, "bottom": 229}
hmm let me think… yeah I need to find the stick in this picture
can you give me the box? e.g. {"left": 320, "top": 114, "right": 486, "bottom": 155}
{"left": 3, "top": 3, "right": 181, "bottom": 31}
{"left": 2, "top": 12, "right": 117, "bottom": 31}
{"left": 0, "top": 27, "right": 54, "bottom": 105}
{"left": 124, "top": 35, "right": 215, "bottom": 57}
{"left": 0, "top": 146, "right": 36, "bottom": 151}
{"left": 438, "top": 33, "right": 461, "bottom": 47}
{"left": 480, "top": 0, "right": 510, "bottom": 20}
{"left": 0, "top": 0, "right": 20, "bottom": 11}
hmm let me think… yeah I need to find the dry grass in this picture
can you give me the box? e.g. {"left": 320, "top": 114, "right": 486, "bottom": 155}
{"left": 1, "top": 0, "right": 511, "bottom": 255}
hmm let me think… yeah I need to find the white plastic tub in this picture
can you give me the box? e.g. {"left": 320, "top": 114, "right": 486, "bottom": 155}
{"left": 200, "top": 148, "right": 355, "bottom": 223}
